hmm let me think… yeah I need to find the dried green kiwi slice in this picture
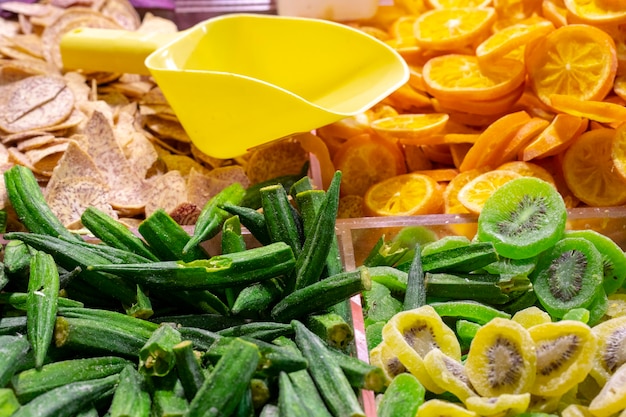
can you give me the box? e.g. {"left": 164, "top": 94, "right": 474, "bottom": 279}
{"left": 465, "top": 317, "right": 537, "bottom": 397}
{"left": 566, "top": 229, "right": 626, "bottom": 295}
{"left": 588, "top": 362, "right": 626, "bottom": 417}
{"left": 465, "top": 393, "right": 531, "bottom": 417}
{"left": 381, "top": 305, "right": 461, "bottom": 393}
{"left": 482, "top": 255, "right": 538, "bottom": 277}
{"left": 477, "top": 177, "right": 566, "bottom": 260}
{"left": 590, "top": 315, "right": 626, "bottom": 386}
{"left": 423, "top": 348, "right": 477, "bottom": 403}
{"left": 418, "top": 399, "right": 478, "bottom": 417}
{"left": 528, "top": 320, "right": 598, "bottom": 397}
{"left": 532, "top": 237, "right": 604, "bottom": 319}
{"left": 587, "top": 289, "right": 609, "bottom": 327}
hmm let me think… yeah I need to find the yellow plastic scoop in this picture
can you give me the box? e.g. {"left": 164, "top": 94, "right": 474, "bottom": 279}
{"left": 60, "top": 13, "right": 409, "bottom": 159}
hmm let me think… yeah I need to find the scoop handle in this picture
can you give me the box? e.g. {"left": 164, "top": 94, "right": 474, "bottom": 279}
{"left": 60, "top": 28, "right": 179, "bottom": 75}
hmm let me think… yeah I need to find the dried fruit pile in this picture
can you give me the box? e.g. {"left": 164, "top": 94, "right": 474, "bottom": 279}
{"left": 0, "top": 0, "right": 310, "bottom": 231}
{"left": 314, "top": 0, "right": 626, "bottom": 219}
{"left": 361, "top": 176, "right": 626, "bottom": 416}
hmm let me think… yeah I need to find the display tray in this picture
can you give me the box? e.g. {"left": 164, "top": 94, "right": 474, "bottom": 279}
{"left": 334, "top": 206, "right": 626, "bottom": 416}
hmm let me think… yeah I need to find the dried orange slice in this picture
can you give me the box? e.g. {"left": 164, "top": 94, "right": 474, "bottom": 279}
{"left": 338, "top": 194, "right": 365, "bottom": 219}
{"left": 457, "top": 169, "right": 523, "bottom": 213}
{"left": 414, "top": 7, "right": 497, "bottom": 51}
{"left": 434, "top": 83, "right": 525, "bottom": 116}
{"left": 444, "top": 168, "right": 488, "bottom": 214}
{"left": 564, "top": 0, "right": 626, "bottom": 24}
{"left": 541, "top": 0, "right": 568, "bottom": 27}
{"left": 364, "top": 172, "right": 443, "bottom": 216}
{"left": 295, "top": 132, "right": 335, "bottom": 190}
{"left": 333, "top": 133, "right": 407, "bottom": 197}
{"left": 390, "top": 15, "right": 419, "bottom": 48}
{"left": 525, "top": 24, "right": 618, "bottom": 107}
{"left": 475, "top": 18, "right": 555, "bottom": 63}
{"left": 519, "top": 113, "right": 589, "bottom": 161}
{"left": 562, "top": 127, "right": 626, "bottom": 207}
{"left": 385, "top": 83, "right": 433, "bottom": 111}
{"left": 423, "top": 54, "right": 526, "bottom": 101}
{"left": 613, "top": 74, "right": 626, "bottom": 101}
{"left": 497, "top": 116, "right": 551, "bottom": 165}
{"left": 459, "top": 110, "right": 532, "bottom": 171}
{"left": 371, "top": 113, "right": 449, "bottom": 142}
{"left": 548, "top": 94, "right": 626, "bottom": 124}
{"left": 496, "top": 160, "right": 557, "bottom": 186}
{"left": 493, "top": 0, "right": 544, "bottom": 24}
{"left": 427, "top": 0, "right": 493, "bottom": 8}
{"left": 610, "top": 123, "right": 626, "bottom": 183}
{"left": 413, "top": 168, "right": 460, "bottom": 182}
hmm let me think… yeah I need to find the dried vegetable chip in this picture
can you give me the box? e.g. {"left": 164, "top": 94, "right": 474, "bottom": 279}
{"left": 40, "top": 8, "right": 122, "bottom": 70}
{"left": 0, "top": 75, "right": 74, "bottom": 134}
{"left": 46, "top": 176, "right": 115, "bottom": 229}
{"left": 245, "top": 139, "right": 309, "bottom": 185}
{"left": 144, "top": 170, "right": 188, "bottom": 218}
{"left": 76, "top": 111, "right": 151, "bottom": 213}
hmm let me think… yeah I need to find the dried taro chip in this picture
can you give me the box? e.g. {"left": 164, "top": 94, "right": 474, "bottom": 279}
{"left": 0, "top": 1, "right": 60, "bottom": 17}
{"left": 3, "top": 75, "right": 65, "bottom": 123}
{"left": 45, "top": 140, "right": 105, "bottom": 197}
{"left": 245, "top": 139, "right": 309, "bottom": 184}
{"left": 206, "top": 165, "right": 250, "bottom": 189}
{"left": 100, "top": 0, "right": 141, "bottom": 31}
{"left": 79, "top": 111, "right": 151, "bottom": 212}
{"left": 186, "top": 167, "right": 232, "bottom": 209}
{"left": 0, "top": 75, "right": 74, "bottom": 134}
{"left": 144, "top": 170, "right": 188, "bottom": 217}
{"left": 41, "top": 8, "right": 121, "bottom": 69}
{"left": 160, "top": 153, "right": 207, "bottom": 176}
{"left": 45, "top": 176, "right": 116, "bottom": 229}
{"left": 27, "top": 142, "right": 69, "bottom": 174}
{"left": 145, "top": 115, "right": 190, "bottom": 143}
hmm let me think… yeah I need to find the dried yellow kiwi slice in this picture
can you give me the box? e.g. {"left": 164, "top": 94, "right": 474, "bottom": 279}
{"left": 465, "top": 393, "right": 531, "bottom": 416}
{"left": 382, "top": 305, "right": 461, "bottom": 393}
{"left": 590, "top": 315, "right": 626, "bottom": 386}
{"left": 511, "top": 306, "right": 553, "bottom": 329}
{"left": 588, "top": 362, "right": 626, "bottom": 417}
{"left": 369, "top": 340, "right": 408, "bottom": 386}
{"left": 423, "top": 348, "right": 478, "bottom": 403}
{"left": 465, "top": 317, "right": 537, "bottom": 397}
{"left": 418, "top": 399, "right": 478, "bottom": 417}
{"left": 562, "top": 404, "right": 596, "bottom": 417}
{"left": 528, "top": 320, "right": 598, "bottom": 397}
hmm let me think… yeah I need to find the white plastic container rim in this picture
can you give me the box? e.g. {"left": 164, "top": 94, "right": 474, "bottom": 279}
{"left": 276, "top": 0, "right": 379, "bottom": 22}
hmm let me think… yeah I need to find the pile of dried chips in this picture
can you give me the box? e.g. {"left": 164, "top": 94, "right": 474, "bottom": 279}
{"left": 0, "top": 0, "right": 310, "bottom": 230}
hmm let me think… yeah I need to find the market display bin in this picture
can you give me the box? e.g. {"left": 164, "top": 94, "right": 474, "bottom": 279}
{"left": 334, "top": 207, "right": 626, "bottom": 416}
